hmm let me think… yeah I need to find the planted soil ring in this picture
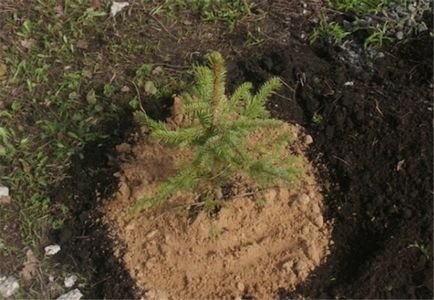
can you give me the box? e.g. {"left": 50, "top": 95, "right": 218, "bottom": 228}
{"left": 103, "top": 121, "right": 333, "bottom": 298}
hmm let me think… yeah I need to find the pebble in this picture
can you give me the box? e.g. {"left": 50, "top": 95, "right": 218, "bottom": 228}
{"left": 116, "top": 143, "right": 131, "bottom": 153}
{"left": 301, "top": 225, "right": 310, "bottom": 235}
{"left": 121, "top": 86, "right": 131, "bottom": 92}
{"left": 294, "top": 261, "right": 306, "bottom": 274}
{"left": 64, "top": 274, "right": 78, "bottom": 288}
{"left": 146, "top": 230, "right": 158, "bottom": 239}
{"left": 56, "top": 288, "right": 83, "bottom": 300}
{"left": 110, "top": 1, "right": 129, "bottom": 17}
{"left": 118, "top": 182, "right": 131, "bottom": 198}
{"left": 313, "top": 216, "right": 324, "bottom": 228}
{"left": 0, "top": 186, "right": 9, "bottom": 197}
{"left": 125, "top": 223, "right": 136, "bottom": 231}
{"left": 44, "top": 244, "right": 61, "bottom": 256}
{"left": 236, "top": 281, "right": 245, "bottom": 291}
{"left": 396, "top": 31, "right": 404, "bottom": 40}
{"left": 304, "top": 135, "right": 313, "bottom": 145}
{"left": 312, "top": 204, "right": 321, "bottom": 214}
{"left": 0, "top": 276, "right": 19, "bottom": 298}
{"left": 282, "top": 260, "right": 294, "bottom": 271}
{"left": 299, "top": 194, "right": 310, "bottom": 205}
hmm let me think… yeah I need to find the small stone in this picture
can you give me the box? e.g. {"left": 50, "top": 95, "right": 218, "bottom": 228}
{"left": 236, "top": 282, "right": 245, "bottom": 291}
{"left": 282, "top": 260, "right": 294, "bottom": 271}
{"left": 110, "top": 1, "right": 129, "bottom": 17}
{"left": 304, "top": 135, "right": 313, "bottom": 145}
{"left": 121, "top": 86, "right": 131, "bottom": 92}
{"left": 312, "top": 204, "right": 321, "bottom": 214}
{"left": 146, "top": 230, "right": 158, "bottom": 239}
{"left": 56, "top": 288, "right": 83, "bottom": 300}
{"left": 396, "top": 31, "right": 404, "bottom": 40}
{"left": 125, "top": 223, "right": 135, "bottom": 231}
{"left": 299, "top": 194, "right": 310, "bottom": 205}
{"left": 118, "top": 182, "right": 131, "bottom": 198}
{"left": 64, "top": 274, "right": 78, "bottom": 288}
{"left": 116, "top": 143, "right": 131, "bottom": 153}
{"left": 44, "top": 244, "right": 61, "bottom": 256}
{"left": 294, "top": 261, "right": 306, "bottom": 274}
{"left": 313, "top": 216, "right": 324, "bottom": 228}
{"left": 301, "top": 225, "right": 310, "bottom": 235}
{"left": 0, "top": 276, "right": 19, "bottom": 298}
{"left": 0, "top": 186, "right": 9, "bottom": 197}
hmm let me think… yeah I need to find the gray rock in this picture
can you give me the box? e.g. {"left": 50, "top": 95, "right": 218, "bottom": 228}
{"left": 45, "top": 244, "right": 61, "bottom": 256}
{"left": 64, "top": 275, "right": 78, "bottom": 288}
{"left": 56, "top": 289, "right": 83, "bottom": 300}
{"left": 396, "top": 31, "right": 404, "bottom": 40}
{"left": 0, "top": 276, "right": 19, "bottom": 298}
{"left": 0, "top": 186, "right": 9, "bottom": 197}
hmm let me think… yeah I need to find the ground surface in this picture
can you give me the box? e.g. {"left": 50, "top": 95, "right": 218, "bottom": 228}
{"left": 0, "top": 0, "right": 432, "bottom": 299}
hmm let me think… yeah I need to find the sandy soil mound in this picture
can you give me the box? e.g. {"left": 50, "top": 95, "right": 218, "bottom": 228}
{"left": 102, "top": 122, "right": 333, "bottom": 299}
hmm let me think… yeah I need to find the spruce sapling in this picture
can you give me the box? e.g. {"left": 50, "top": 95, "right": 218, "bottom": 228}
{"left": 131, "top": 52, "right": 299, "bottom": 214}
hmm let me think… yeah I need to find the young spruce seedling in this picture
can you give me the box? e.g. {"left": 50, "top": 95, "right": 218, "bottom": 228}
{"left": 131, "top": 52, "right": 299, "bottom": 214}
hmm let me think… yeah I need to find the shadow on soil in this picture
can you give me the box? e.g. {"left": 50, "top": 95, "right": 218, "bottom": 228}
{"left": 49, "top": 34, "right": 432, "bottom": 299}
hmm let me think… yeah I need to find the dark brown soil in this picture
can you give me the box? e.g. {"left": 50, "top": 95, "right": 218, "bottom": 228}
{"left": 48, "top": 114, "right": 139, "bottom": 299}
{"left": 0, "top": 203, "right": 23, "bottom": 275}
{"left": 231, "top": 34, "right": 432, "bottom": 298}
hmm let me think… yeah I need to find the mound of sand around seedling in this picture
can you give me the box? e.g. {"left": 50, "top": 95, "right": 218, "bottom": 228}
{"left": 102, "top": 121, "right": 333, "bottom": 299}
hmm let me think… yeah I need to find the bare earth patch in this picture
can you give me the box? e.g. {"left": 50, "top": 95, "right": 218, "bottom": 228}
{"left": 102, "top": 122, "right": 333, "bottom": 299}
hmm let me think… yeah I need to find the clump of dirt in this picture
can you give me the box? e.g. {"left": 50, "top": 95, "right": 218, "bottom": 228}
{"left": 102, "top": 120, "right": 333, "bottom": 299}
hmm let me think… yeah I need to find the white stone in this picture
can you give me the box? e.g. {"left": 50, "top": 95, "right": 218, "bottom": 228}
{"left": 304, "top": 135, "right": 313, "bottom": 145}
{"left": 64, "top": 274, "right": 78, "bottom": 288}
{"left": 0, "top": 276, "right": 19, "bottom": 298}
{"left": 110, "top": 2, "right": 130, "bottom": 17}
{"left": 56, "top": 288, "right": 83, "bottom": 300}
{"left": 44, "top": 244, "right": 61, "bottom": 256}
{"left": 344, "top": 81, "right": 354, "bottom": 86}
{"left": 0, "top": 186, "right": 9, "bottom": 197}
